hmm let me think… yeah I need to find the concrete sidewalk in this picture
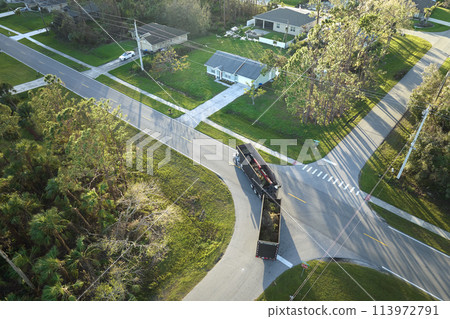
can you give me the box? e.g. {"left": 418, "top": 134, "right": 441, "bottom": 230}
{"left": 13, "top": 77, "right": 46, "bottom": 93}
{"left": 0, "top": 10, "right": 15, "bottom": 18}
{"left": 11, "top": 27, "right": 47, "bottom": 41}
{"left": 428, "top": 17, "right": 450, "bottom": 27}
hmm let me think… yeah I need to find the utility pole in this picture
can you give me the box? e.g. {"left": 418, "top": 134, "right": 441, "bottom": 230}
{"left": 396, "top": 105, "right": 430, "bottom": 179}
{"left": 134, "top": 20, "right": 144, "bottom": 71}
{"left": 397, "top": 70, "right": 449, "bottom": 179}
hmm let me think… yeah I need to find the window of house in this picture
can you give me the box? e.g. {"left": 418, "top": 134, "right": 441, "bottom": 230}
{"left": 290, "top": 26, "right": 296, "bottom": 32}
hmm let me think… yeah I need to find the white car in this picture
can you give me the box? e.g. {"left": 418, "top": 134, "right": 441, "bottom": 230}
{"left": 119, "top": 51, "right": 135, "bottom": 61}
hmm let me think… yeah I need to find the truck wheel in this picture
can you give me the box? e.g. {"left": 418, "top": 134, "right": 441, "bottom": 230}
{"left": 253, "top": 188, "right": 257, "bottom": 195}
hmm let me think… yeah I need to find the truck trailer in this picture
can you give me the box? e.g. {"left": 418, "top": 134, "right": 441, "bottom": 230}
{"left": 256, "top": 195, "right": 281, "bottom": 260}
{"left": 234, "top": 143, "right": 280, "bottom": 199}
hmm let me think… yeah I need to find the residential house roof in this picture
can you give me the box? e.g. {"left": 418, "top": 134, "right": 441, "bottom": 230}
{"left": 204, "top": 51, "right": 266, "bottom": 80}
{"left": 137, "top": 23, "right": 188, "bottom": 45}
{"left": 412, "top": 0, "right": 436, "bottom": 12}
{"left": 254, "top": 7, "right": 315, "bottom": 27}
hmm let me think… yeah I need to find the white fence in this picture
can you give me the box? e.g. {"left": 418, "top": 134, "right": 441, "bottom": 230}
{"left": 246, "top": 19, "right": 255, "bottom": 26}
{"left": 258, "top": 37, "right": 294, "bottom": 49}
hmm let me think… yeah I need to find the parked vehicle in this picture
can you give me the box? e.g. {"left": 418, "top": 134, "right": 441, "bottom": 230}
{"left": 256, "top": 195, "right": 281, "bottom": 260}
{"left": 234, "top": 144, "right": 282, "bottom": 260}
{"left": 234, "top": 143, "right": 280, "bottom": 199}
{"left": 119, "top": 51, "right": 135, "bottom": 61}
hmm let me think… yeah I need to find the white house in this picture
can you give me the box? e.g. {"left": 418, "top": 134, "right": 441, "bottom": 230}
{"left": 253, "top": 7, "right": 316, "bottom": 36}
{"left": 205, "top": 51, "right": 276, "bottom": 87}
{"left": 133, "top": 23, "right": 189, "bottom": 53}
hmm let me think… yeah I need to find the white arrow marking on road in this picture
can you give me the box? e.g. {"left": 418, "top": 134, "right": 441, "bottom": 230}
{"left": 317, "top": 171, "right": 322, "bottom": 177}
{"left": 277, "top": 255, "right": 293, "bottom": 268}
{"left": 322, "top": 159, "right": 337, "bottom": 166}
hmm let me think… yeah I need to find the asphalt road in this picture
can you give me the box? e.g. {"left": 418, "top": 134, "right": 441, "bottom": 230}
{"left": 1, "top": 33, "right": 449, "bottom": 301}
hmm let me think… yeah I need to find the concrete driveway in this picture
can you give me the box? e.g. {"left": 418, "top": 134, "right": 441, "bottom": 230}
{"left": 178, "top": 83, "right": 247, "bottom": 128}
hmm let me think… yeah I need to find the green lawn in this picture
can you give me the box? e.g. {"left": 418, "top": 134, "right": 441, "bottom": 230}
{"left": 0, "top": 52, "right": 41, "bottom": 86}
{"left": 19, "top": 38, "right": 90, "bottom": 72}
{"left": 32, "top": 31, "right": 136, "bottom": 66}
{"left": 95, "top": 74, "right": 184, "bottom": 118}
{"left": 431, "top": 7, "right": 450, "bottom": 22}
{"left": 414, "top": 21, "right": 450, "bottom": 32}
{"left": 360, "top": 109, "right": 449, "bottom": 234}
{"left": 0, "top": 25, "right": 16, "bottom": 36}
{"left": 0, "top": 2, "right": 24, "bottom": 13}
{"left": 109, "top": 49, "right": 227, "bottom": 110}
{"left": 279, "top": 0, "right": 307, "bottom": 7}
{"left": 207, "top": 35, "right": 431, "bottom": 163}
{"left": 194, "top": 34, "right": 285, "bottom": 60}
{"left": 258, "top": 260, "right": 436, "bottom": 301}
{"left": 370, "top": 204, "right": 450, "bottom": 255}
{"left": 0, "top": 11, "right": 52, "bottom": 33}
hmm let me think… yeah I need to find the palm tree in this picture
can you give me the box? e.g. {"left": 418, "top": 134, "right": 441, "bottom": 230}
{"left": 29, "top": 208, "right": 71, "bottom": 253}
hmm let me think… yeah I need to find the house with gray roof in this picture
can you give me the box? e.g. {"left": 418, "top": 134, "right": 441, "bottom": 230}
{"left": 253, "top": 7, "right": 316, "bottom": 36}
{"left": 133, "top": 23, "right": 189, "bottom": 53}
{"left": 205, "top": 51, "right": 276, "bottom": 87}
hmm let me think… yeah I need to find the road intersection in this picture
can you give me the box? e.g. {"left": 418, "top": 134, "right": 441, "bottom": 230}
{"left": 1, "top": 28, "right": 449, "bottom": 301}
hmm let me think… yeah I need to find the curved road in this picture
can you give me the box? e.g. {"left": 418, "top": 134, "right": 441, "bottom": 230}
{"left": 1, "top": 29, "right": 449, "bottom": 301}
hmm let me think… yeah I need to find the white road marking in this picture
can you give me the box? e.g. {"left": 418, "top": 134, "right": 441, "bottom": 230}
{"left": 302, "top": 165, "right": 308, "bottom": 171}
{"left": 338, "top": 181, "right": 344, "bottom": 187}
{"left": 317, "top": 171, "right": 322, "bottom": 177}
{"left": 343, "top": 184, "right": 349, "bottom": 190}
{"left": 388, "top": 226, "right": 449, "bottom": 258}
{"left": 307, "top": 167, "right": 312, "bottom": 172}
{"left": 277, "top": 255, "right": 293, "bottom": 268}
{"left": 322, "top": 159, "right": 337, "bottom": 166}
{"left": 350, "top": 187, "right": 355, "bottom": 193}
{"left": 356, "top": 191, "right": 360, "bottom": 195}
{"left": 312, "top": 169, "right": 317, "bottom": 175}
{"left": 328, "top": 176, "right": 333, "bottom": 182}
{"left": 333, "top": 180, "right": 338, "bottom": 185}
{"left": 322, "top": 174, "right": 328, "bottom": 180}
{"left": 381, "top": 266, "right": 442, "bottom": 301}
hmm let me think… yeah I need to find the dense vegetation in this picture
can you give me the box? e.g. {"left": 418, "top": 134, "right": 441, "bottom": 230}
{"left": 0, "top": 76, "right": 234, "bottom": 300}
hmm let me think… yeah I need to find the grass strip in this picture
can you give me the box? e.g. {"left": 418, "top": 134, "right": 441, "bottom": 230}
{"left": 95, "top": 74, "right": 184, "bottom": 118}
{"left": 19, "top": 38, "right": 90, "bottom": 72}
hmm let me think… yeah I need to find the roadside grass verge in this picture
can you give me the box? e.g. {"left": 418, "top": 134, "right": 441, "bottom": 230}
{"left": 32, "top": 31, "right": 135, "bottom": 66}
{"left": 18, "top": 38, "right": 90, "bottom": 72}
{"left": 95, "top": 74, "right": 184, "bottom": 118}
{"left": 195, "top": 121, "right": 283, "bottom": 164}
{"left": 0, "top": 2, "right": 24, "bottom": 13}
{"left": 0, "top": 11, "right": 52, "bottom": 33}
{"left": 431, "top": 7, "right": 450, "bottom": 22}
{"left": 439, "top": 57, "right": 450, "bottom": 75}
{"left": 370, "top": 204, "right": 450, "bottom": 255}
{"left": 258, "top": 260, "right": 436, "bottom": 301}
{"left": 0, "top": 25, "right": 16, "bottom": 36}
{"left": 360, "top": 109, "right": 449, "bottom": 233}
{"left": 208, "top": 35, "right": 431, "bottom": 162}
{"left": 0, "top": 52, "right": 41, "bottom": 86}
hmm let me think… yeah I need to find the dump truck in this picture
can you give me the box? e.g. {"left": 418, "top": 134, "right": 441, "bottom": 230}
{"left": 256, "top": 195, "right": 281, "bottom": 260}
{"left": 234, "top": 143, "right": 280, "bottom": 199}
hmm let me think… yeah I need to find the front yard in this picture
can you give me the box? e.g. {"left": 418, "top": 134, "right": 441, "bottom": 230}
{"left": 32, "top": 31, "right": 136, "bottom": 66}
{"left": 0, "top": 11, "right": 53, "bottom": 33}
{"left": 207, "top": 34, "right": 431, "bottom": 163}
{"left": 109, "top": 49, "right": 226, "bottom": 110}
{"left": 0, "top": 52, "right": 41, "bottom": 86}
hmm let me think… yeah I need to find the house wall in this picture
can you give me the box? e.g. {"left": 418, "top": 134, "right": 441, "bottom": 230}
{"left": 140, "top": 34, "right": 188, "bottom": 52}
{"left": 254, "top": 68, "right": 275, "bottom": 86}
{"left": 259, "top": 37, "right": 289, "bottom": 49}
{"left": 235, "top": 75, "right": 254, "bottom": 87}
